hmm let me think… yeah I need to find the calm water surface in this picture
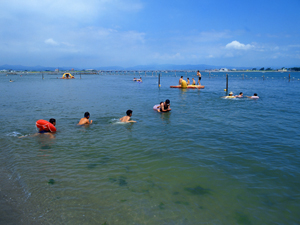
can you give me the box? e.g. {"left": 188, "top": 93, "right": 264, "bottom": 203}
{"left": 1, "top": 72, "right": 300, "bottom": 224}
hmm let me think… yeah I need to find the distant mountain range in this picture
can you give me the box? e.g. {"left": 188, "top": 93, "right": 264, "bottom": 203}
{"left": 0, "top": 64, "right": 254, "bottom": 71}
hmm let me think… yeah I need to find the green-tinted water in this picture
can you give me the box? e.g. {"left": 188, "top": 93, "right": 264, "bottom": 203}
{"left": 1, "top": 72, "right": 300, "bottom": 224}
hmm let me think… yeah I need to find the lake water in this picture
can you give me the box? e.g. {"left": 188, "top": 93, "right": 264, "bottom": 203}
{"left": 1, "top": 72, "right": 300, "bottom": 225}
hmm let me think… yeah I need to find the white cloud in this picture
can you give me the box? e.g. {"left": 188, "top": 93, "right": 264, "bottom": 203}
{"left": 225, "top": 41, "right": 254, "bottom": 50}
{"left": 45, "top": 38, "right": 59, "bottom": 46}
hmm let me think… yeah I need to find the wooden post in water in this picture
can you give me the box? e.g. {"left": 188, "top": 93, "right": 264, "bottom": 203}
{"left": 80, "top": 73, "right": 81, "bottom": 79}
{"left": 242, "top": 74, "right": 244, "bottom": 80}
{"left": 42, "top": 73, "right": 44, "bottom": 79}
{"left": 158, "top": 73, "right": 161, "bottom": 87}
{"left": 263, "top": 74, "right": 265, "bottom": 80}
{"left": 289, "top": 74, "right": 290, "bottom": 82}
{"left": 226, "top": 73, "right": 228, "bottom": 96}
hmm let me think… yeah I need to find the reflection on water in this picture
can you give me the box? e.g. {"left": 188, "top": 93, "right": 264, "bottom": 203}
{"left": 0, "top": 72, "right": 300, "bottom": 224}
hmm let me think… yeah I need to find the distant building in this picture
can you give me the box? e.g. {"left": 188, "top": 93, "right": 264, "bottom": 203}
{"left": 219, "top": 68, "right": 228, "bottom": 72}
{"left": 55, "top": 68, "right": 59, "bottom": 72}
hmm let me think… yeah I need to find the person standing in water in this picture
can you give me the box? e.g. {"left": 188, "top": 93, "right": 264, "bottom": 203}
{"left": 197, "top": 70, "right": 202, "bottom": 85}
{"left": 120, "top": 110, "right": 136, "bottom": 123}
{"left": 78, "top": 112, "right": 93, "bottom": 125}
{"left": 187, "top": 78, "right": 190, "bottom": 85}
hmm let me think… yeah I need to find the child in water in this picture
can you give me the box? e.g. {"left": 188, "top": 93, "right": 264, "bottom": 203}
{"left": 120, "top": 110, "right": 136, "bottom": 123}
{"left": 78, "top": 112, "right": 93, "bottom": 125}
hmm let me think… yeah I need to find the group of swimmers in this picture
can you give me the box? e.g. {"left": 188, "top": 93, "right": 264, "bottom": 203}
{"left": 28, "top": 102, "right": 171, "bottom": 137}
{"left": 222, "top": 92, "right": 259, "bottom": 99}
{"left": 133, "top": 77, "right": 142, "bottom": 82}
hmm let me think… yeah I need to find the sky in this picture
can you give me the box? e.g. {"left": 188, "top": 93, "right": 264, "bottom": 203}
{"left": 1, "top": 0, "right": 300, "bottom": 68}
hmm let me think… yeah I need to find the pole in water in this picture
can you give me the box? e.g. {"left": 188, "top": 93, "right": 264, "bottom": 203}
{"left": 289, "top": 74, "right": 290, "bottom": 82}
{"left": 242, "top": 74, "right": 244, "bottom": 80}
{"left": 226, "top": 73, "right": 228, "bottom": 95}
{"left": 158, "top": 73, "right": 161, "bottom": 87}
{"left": 80, "top": 73, "right": 82, "bottom": 79}
{"left": 42, "top": 73, "right": 44, "bottom": 79}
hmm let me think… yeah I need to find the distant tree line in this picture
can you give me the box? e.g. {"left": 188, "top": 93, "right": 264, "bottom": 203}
{"left": 251, "top": 67, "right": 300, "bottom": 71}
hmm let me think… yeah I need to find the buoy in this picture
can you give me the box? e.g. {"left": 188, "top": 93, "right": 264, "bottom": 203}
{"left": 224, "top": 89, "right": 227, "bottom": 91}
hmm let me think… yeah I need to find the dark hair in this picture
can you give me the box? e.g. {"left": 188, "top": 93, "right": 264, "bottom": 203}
{"left": 84, "top": 112, "right": 90, "bottom": 118}
{"left": 197, "top": 70, "right": 199, "bottom": 72}
{"left": 126, "top": 110, "right": 132, "bottom": 116}
{"left": 49, "top": 118, "right": 56, "bottom": 124}
{"left": 240, "top": 92, "right": 243, "bottom": 95}
{"left": 254, "top": 93, "right": 257, "bottom": 96}
{"left": 166, "top": 99, "right": 170, "bottom": 104}
{"left": 181, "top": 76, "right": 183, "bottom": 78}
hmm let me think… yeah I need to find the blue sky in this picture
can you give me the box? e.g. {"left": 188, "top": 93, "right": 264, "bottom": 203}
{"left": 1, "top": 0, "right": 299, "bottom": 68}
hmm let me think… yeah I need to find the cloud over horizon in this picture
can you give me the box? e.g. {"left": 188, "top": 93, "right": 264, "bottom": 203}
{"left": 225, "top": 41, "right": 254, "bottom": 50}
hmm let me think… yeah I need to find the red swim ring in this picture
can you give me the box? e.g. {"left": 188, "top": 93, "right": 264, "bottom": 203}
{"left": 36, "top": 120, "right": 56, "bottom": 132}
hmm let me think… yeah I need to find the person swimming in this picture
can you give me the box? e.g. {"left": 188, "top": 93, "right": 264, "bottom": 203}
{"left": 78, "top": 112, "right": 93, "bottom": 125}
{"left": 248, "top": 93, "right": 259, "bottom": 99}
{"left": 236, "top": 92, "right": 243, "bottom": 98}
{"left": 20, "top": 118, "right": 56, "bottom": 138}
{"left": 158, "top": 99, "right": 171, "bottom": 112}
{"left": 119, "top": 110, "right": 136, "bottom": 123}
{"left": 223, "top": 92, "right": 236, "bottom": 99}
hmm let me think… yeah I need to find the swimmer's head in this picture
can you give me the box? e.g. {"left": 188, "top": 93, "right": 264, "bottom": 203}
{"left": 49, "top": 118, "right": 56, "bottom": 125}
{"left": 229, "top": 92, "right": 233, "bottom": 96}
{"left": 254, "top": 93, "right": 258, "bottom": 96}
{"left": 240, "top": 92, "right": 243, "bottom": 95}
{"left": 187, "top": 78, "right": 189, "bottom": 80}
{"left": 181, "top": 76, "right": 183, "bottom": 78}
{"left": 166, "top": 99, "right": 170, "bottom": 105}
{"left": 84, "top": 112, "right": 90, "bottom": 118}
{"left": 126, "top": 110, "right": 133, "bottom": 116}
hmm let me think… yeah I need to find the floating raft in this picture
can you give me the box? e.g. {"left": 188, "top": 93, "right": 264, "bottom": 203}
{"left": 170, "top": 85, "right": 205, "bottom": 89}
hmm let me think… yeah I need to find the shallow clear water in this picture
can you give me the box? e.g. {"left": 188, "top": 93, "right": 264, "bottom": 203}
{"left": 1, "top": 72, "right": 300, "bottom": 224}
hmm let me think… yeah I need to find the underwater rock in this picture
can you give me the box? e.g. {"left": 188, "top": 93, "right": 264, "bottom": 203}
{"left": 184, "top": 186, "right": 211, "bottom": 195}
